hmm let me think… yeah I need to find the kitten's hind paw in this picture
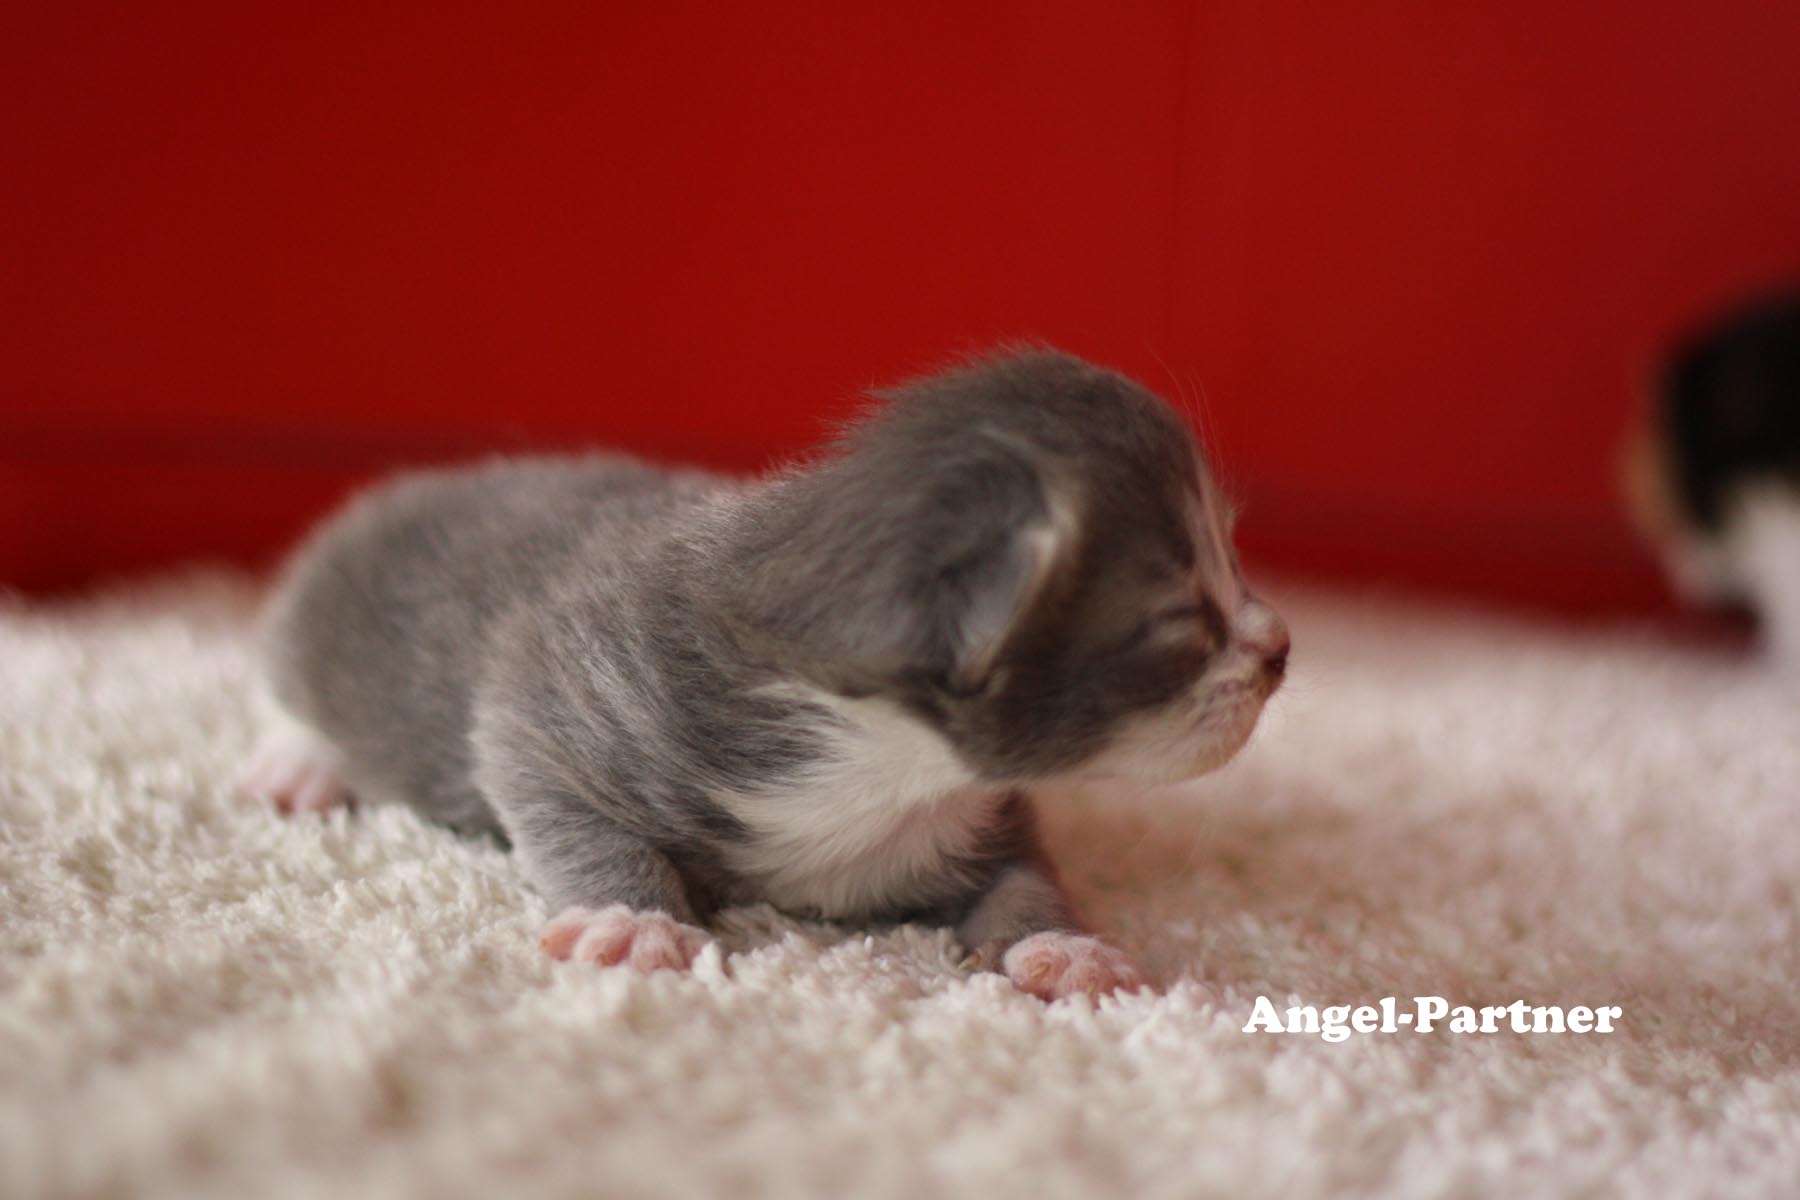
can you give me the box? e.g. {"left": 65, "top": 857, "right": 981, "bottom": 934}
{"left": 1002, "top": 932, "right": 1148, "bottom": 1001}
{"left": 236, "top": 730, "right": 352, "bottom": 815}
{"left": 540, "top": 905, "right": 712, "bottom": 972}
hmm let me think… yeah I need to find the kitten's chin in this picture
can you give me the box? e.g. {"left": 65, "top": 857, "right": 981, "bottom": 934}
{"left": 1069, "top": 686, "right": 1271, "bottom": 786}
{"left": 1163, "top": 695, "right": 1267, "bottom": 780}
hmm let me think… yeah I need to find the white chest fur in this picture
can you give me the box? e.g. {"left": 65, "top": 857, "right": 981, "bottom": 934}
{"left": 719, "top": 687, "right": 1000, "bottom": 919}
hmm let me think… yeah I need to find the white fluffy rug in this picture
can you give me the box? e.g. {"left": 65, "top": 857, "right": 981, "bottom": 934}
{"left": 5, "top": 574, "right": 1800, "bottom": 1199}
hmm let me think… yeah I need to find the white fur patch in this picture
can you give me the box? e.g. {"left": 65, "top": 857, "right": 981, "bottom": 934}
{"left": 1725, "top": 486, "right": 1800, "bottom": 666}
{"left": 719, "top": 687, "right": 997, "bottom": 920}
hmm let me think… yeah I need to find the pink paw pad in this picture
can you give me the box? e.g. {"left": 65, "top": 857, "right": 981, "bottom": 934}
{"left": 1002, "top": 932, "right": 1148, "bottom": 1001}
{"left": 236, "top": 733, "right": 352, "bottom": 815}
{"left": 540, "top": 905, "right": 711, "bottom": 972}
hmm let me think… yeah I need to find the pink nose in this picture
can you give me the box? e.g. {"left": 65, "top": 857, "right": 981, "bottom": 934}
{"left": 1235, "top": 598, "right": 1290, "bottom": 678}
{"left": 1260, "top": 634, "right": 1289, "bottom": 679}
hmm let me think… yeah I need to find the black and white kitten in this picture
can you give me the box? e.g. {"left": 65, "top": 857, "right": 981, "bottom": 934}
{"left": 240, "top": 349, "right": 1289, "bottom": 999}
{"left": 1625, "top": 290, "right": 1800, "bottom": 663}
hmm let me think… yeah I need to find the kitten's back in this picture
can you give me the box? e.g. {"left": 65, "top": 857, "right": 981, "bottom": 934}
{"left": 261, "top": 455, "right": 719, "bottom": 832}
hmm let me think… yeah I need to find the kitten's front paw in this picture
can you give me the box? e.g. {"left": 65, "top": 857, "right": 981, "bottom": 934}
{"left": 539, "top": 905, "right": 712, "bottom": 972}
{"left": 1002, "top": 932, "right": 1148, "bottom": 1001}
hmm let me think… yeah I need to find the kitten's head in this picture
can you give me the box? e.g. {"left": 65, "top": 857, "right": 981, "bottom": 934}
{"left": 1622, "top": 290, "right": 1800, "bottom": 605}
{"left": 736, "top": 347, "right": 1288, "bottom": 785}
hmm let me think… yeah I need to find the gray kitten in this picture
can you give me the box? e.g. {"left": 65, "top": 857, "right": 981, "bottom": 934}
{"left": 240, "top": 348, "right": 1289, "bottom": 999}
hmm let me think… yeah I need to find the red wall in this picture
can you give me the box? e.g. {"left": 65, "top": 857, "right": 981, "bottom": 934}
{"left": 7, "top": 4, "right": 1800, "bottom": 612}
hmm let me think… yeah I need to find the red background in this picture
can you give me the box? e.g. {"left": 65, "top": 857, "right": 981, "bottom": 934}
{"left": 7, "top": 3, "right": 1800, "bottom": 612}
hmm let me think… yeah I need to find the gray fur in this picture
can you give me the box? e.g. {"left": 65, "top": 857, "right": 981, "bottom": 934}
{"left": 260, "top": 347, "right": 1286, "bottom": 955}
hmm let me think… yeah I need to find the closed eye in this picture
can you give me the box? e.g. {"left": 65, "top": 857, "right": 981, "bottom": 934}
{"left": 1156, "top": 597, "right": 1229, "bottom": 645}
{"left": 1152, "top": 603, "right": 1207, "bottom": 626}
{"left": 1115, "top": 597, "right": 1228, "bottom": 656}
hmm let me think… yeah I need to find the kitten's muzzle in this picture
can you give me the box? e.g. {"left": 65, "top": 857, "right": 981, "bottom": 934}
{"left": 1233, "top": 597, "right": 1290, "bottom": 684}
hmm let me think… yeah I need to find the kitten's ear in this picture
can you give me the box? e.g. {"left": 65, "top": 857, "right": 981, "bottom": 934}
{"left": 727, "top": 445, "right": 1074, "bottom": 695}
{"left": 935, "top": 495, "right": 1070, "bottom": 693}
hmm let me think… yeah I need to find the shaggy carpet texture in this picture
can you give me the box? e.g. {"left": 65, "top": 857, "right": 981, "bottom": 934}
{"left": 4, "top": 573, "right": 1799, "bottom": 1199}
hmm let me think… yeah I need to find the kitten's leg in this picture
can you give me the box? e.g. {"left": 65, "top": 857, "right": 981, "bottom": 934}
{"left": 507, "top": 797, "right": 713, "bottom": 973}
{"left": 236, "top": 712, "right": 353, "bottom": 815}
{"left": 956, "top": 864, "right": 1147, "bottom": 1000}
